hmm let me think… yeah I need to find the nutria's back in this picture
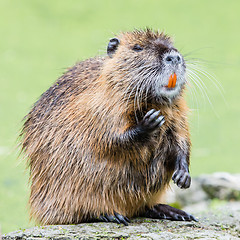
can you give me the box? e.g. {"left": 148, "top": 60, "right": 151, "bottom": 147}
{"left": 21, "top": 29, "right": 193, "bottom": 225}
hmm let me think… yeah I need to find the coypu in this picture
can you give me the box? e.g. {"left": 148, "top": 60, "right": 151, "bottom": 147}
{"left": 21, "top": 29, "right": 196, "bottom": 226}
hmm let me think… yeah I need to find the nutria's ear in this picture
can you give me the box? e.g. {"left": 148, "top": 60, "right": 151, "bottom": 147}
{"left": 107, "top": 38, "right": 120, "bottom": 58}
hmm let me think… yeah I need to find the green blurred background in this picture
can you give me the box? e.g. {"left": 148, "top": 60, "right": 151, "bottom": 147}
{"left": 0, "top": 0, "right": 239, "bottom": 234}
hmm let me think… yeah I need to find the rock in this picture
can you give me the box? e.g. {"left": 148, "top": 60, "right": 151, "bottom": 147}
{"left": 183, "top": 201, "right": 210, "bottom": 213}
{"left": 167, "top": 178, "right": 209, "bottom": 207}
{"left": 166, "top": 172, "right": 240, "bottom": 208}
{"left": 3, "top": 173, "right": 240, "bottom": 239}
{"left": 198, "top": 172, "right": 240, "bottom": 200}
{"left": 2, "top": 202, "right": 240, "bottom": 240}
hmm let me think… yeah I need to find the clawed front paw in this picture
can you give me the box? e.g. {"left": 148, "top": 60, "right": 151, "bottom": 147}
{"left": 172, "top": 168, "right": 191, "bottom": 189}
{"left": 139, "top": 109, "right": 165, "bottom": 132}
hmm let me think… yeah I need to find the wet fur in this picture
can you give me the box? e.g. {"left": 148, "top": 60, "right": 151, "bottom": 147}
{"left": 21, "top": 29, "right": 190, "bottom": 224}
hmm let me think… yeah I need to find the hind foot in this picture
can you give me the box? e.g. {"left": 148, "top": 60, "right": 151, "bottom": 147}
{"left": 98, "top": 212, "right": 130, "bottom": 226}
{"left": 142, "top": 204, "right": 197, "bottom": 221}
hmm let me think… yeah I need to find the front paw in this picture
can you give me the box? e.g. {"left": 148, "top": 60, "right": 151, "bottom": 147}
{"left": 172, "top": 168, "right": 191, "bottom": 189}
{"left": 138, "top": 109, "right": 165, "bottom": 132}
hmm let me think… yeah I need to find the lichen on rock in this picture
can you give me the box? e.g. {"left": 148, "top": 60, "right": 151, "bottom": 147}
{"left": 3, "top": 173, "right": 240, "bottom": 240}
{"left": 3, "top": 202, "right": 240, "bottom": 240}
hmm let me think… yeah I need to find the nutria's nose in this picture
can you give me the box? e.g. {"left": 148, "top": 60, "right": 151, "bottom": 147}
{"left": 165, "top": 54, "right": 181, "bottom": 65}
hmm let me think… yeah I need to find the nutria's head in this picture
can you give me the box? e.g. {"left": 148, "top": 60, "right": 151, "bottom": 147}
{"left": 104, "top": 29, "right": 186, "bottom": 103}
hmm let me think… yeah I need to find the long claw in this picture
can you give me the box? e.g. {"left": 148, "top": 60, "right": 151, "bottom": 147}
{"left": 98, "top": 212, "right": 130, "bottom": 226}
{"left": 105, "top": 214, "right": 120, "bottom": 224}
{"left": 115, "top": 212, "right": 130, "bottom": 226}
{"left": 190, "top": 215, "right": 198, "bottom": 222}
{"left": 99, "top": 215, "right": 108, "bottom": 222}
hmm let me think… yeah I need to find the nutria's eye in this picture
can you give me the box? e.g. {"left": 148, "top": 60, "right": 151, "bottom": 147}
{"left": 132, "top": 44, "right": 143, "bottom": 52}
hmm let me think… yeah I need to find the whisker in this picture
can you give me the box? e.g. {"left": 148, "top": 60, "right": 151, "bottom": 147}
{"left": 186, "top": 70, "right": 207, "bottom": 106}
{"left": 138, "top": 67, "right": 158, "bottom": 112}
{"left": 186, "top": 64, "right": 220, "bottom": 118}
{"left": 185, "top": 78, "right": 200, "bottom": 127}
{"left": 183, "top": 47, "right": 213, "bottom": 58}
{"left": 186, "top": 78, "right": 199, "bottom": 111}
{"left": 188, "top": 63, "right": 225, "bottom": 97}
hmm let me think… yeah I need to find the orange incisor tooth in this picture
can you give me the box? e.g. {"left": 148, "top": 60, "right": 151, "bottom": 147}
{"left": 172, "top": 73, "right": 177, "bottom": 88}
{"left": 168, "top": 75, "right": 173, "bottom": 88}
{"left": 168, "top": 73, "right": 177, "bottom": 88}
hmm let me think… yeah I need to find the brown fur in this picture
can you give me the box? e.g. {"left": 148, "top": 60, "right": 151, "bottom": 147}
{"left": 20, "top": 29, "right": 190, "bottom": 225}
